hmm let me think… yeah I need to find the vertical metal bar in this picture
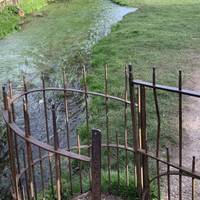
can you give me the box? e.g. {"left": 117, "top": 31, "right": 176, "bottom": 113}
{"left": 4, "top": 87, "right": 19, "bottom": 199}
{"left": 82, "top": 65, "right": 90, "bottom": 154}
{"left": 23, "top": 76, "right": 28, "bottom": 105}
{"left": 8, "top": 81, "right": 23, "bottom": 198}
{"left": 38, "top": 147, "right": 45, "bottom": 199}
{"left": 137, "top": 86, "right": 143, "bottom": 189}
{"left": 166, "top": 147, "right": 171, "bottom": 200}
{"left": 116, "top": 131, "right": 120, "bottom": 195}
{"left": 152, "top": 68, "right": 161, "bottom": 200}
{"left": 41, "top": 74, "right": 55, "bottom": 198}
{"left": 139, "top": 85, "right": 149, "bottom": 199}
{"left": 2, "top": 85, "right": 8, "bottom": 110}
{"left": 178, "top": 70, "right": 182, "bottom": 200}
{"left": 62, "top": 72, "right": 73, "bottom": 195}
{"left": 23, "top": 99, "right": 35, "bottom": 200}
{"left": 104, "top": 64, "right": 111, "bottom": 192}
{"left": 91, "top": 129, "right": 101, "bottom": 200}
{"left": 128, "top": 64, "right": 142, "bottom": 196}
{"left": 52, "top": 104, "right": 61, "bottom": 200}
{"left": 192, "top": 156, "right": 195, "bottom": 200}
{"left": 22, "top": 149, "right": 30, "bottom": 200}
{"left": 23, "top": 77, "right": 38, "bottom": 200}
{"left": 77, "top": 134, "right": 83, "bottom": 194}
{"left": 82, "top": 66, "right": 92, "bottom": 189}
{"left": 8, "top": 99, "right": 19, "bottom": 199}
{"left": 8, "top": 81, "right": 20, "bottom": 172}
{"left": 2, "top": 87, "right": 12, "bottom": 189}
{"left": 124, "top": 66, "right": 129, "bottom": 188}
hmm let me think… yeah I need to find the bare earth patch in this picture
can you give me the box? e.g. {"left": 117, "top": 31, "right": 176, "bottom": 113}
{"left": 71, "top": 192, "right": 122, "bottom": 200}
{"left": 163, "top": 58, "right": 200, "bottom": 199}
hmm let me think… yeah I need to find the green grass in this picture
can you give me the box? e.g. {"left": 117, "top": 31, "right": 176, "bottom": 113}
{"left": 19, "top": 0, "right": 47, "bottom": 13}
{"left": 38, "top": 170, "right": 141, "bottom": 200}
{"left": 0, "top": 6, "right": 20, "bottom": 39}
{"left": 0, "top": 0, "right": 47, "bottom": 39}
{"left": 85, "top": 0, "right": 200, "bottom": 149}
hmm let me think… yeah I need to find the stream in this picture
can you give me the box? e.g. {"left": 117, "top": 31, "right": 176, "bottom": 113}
{"left": 0, "top": 0, "right": 137, "bottom": 198}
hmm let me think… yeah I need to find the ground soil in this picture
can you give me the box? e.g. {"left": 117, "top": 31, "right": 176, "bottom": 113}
{"left": 163, "top": 64, "right": 200, "bottom": 199}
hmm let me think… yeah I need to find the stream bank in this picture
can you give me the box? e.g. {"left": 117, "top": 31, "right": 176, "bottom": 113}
{"left": 0, "top": 0, "right": 137, "bottom": 198}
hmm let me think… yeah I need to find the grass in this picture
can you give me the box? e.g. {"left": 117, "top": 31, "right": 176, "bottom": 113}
{"left": 0, "top": 6, "right": 20, "bottom": 39}
{"left": 85, "top": 0, "right": 200, "bottom": 149}
{"left": 19, "top": 0, "right": 47, "bottom": 13}
{"left": 38, "top": 170, "right": 141, "bottom": 200}
{"left": 0, "top": 0, "right": 47, "bottom": 39}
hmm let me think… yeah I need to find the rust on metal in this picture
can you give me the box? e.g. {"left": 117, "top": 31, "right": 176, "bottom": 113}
{"left": 124, "top": 66, "right": 129, "bottom": 188}
{"left": 52, "top": 104, "right": 62, "bottom": 200}
{"left": 23, "top": 98, "right": 35, "bottom": 200}
{"left": 104, "top": 64, "right": 111, "bottom": 192}
{"left": 41, "top": 74, "right": 55, "bottom": 199}
{"left": 77, "top": 134, "right": 83, "bottom": 193}
{"left": 4, "top": 68, "right": 200, "bottom": 200}
{"left": 115, "top": 131, "right": 120, "bottom": 195}
{"left": 166, "top": 147, "right": 171, "bottom": 200}
{"left": 152, "top": 68, "right": 161, "bottom": 200}
{"left": 63, "top": 71, "right": 73, "bottom": 194}
{"left": 178, "top": 70, "right": 182, "bottom": 200}
{"left": 91, "top": 129, "right": 101, "bottom": 200}
{"left": 128, "top": 64, "right": 142, "bottom": 196}
{"left": 192, "top": 156, "right": 196, "bottom": 200}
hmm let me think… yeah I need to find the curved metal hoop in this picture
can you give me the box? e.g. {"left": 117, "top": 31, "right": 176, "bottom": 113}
{"left": 3, "top": 85, "right": 133, "bottom": 200}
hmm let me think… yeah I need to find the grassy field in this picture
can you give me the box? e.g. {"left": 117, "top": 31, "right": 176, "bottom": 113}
{"left": 83, "top": 0, "right": 200, "bottom": 150}
{"left": 0, "top": 0, "right": 47, "bottom": 39}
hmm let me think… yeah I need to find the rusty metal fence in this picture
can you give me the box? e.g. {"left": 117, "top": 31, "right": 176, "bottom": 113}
{"left": 3, "top": 64, "right": 200, "bottom": 200}
{"left": 128, "top": 65, "right": 200, "bottom": 199}
{"left": 2, "top": 66, "right": 134, "bottom": 200}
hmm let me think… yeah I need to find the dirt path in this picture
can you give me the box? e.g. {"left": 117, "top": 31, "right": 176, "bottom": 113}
{"left": 163, "top": 72, "right": 200, "bottom": 199}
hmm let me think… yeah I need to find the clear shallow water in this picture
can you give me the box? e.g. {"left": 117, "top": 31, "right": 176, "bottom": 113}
{"left": 0, "top": 0, "right": 136, "bottom": 86}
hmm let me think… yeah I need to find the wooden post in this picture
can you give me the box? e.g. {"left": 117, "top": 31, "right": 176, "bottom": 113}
{"left": 91, "top": 129, "right": 101, "bottom": 200}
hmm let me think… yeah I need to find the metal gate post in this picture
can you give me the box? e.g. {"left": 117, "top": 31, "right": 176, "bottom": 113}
{"left": 91, "top": 129, "right": 101, "bottom": 200}
{"left": 128, "top": 65, "right": 143, "bottom": 198}
{"left": 139, "top": 85, "right": 150, "bottom": 199}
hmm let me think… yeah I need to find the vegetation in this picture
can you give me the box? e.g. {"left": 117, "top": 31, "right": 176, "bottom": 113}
{"left": 0, "top": 6, "right": 20, "bottom": 39}
{"left": 19, "top": 0, "right": 47, "bottom": 13}
{"left": 38, "top": 170, "right": 141, "bottom": 199}
{"left": 0, "top": 0, "right": 47, "bottom": 39}
{"left": 85, "top": 0, "right": 200, "bottom": 148}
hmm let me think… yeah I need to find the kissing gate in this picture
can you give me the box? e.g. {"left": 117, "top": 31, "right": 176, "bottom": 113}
{"left": 3, "top": 65, "right": 200, "bottom": 199}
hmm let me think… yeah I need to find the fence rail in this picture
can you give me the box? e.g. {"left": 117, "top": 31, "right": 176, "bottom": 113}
{"left": 128, "top": 65, "right": 200, "bottom": 199}
{"left": 3, "top": 66, "right": 134, "bottom": 200}
{"left": 4, "top": 64, "right": 200, "bottom": 199}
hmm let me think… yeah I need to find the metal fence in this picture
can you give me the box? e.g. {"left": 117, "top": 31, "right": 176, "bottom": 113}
{"left": 3, "top": 64, "right": 200, "bottom": 200}
{"left": 128, "top": 65, "right": 200, "bottom": 199}
{"left": 3, "top": 66, "right": 134, "bottom": 200}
